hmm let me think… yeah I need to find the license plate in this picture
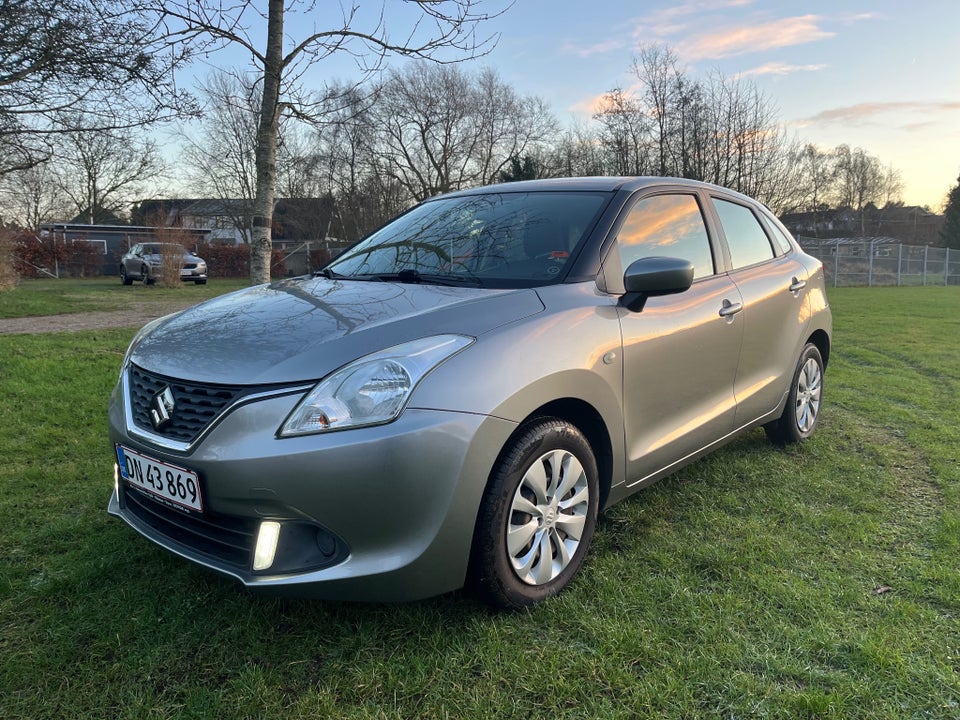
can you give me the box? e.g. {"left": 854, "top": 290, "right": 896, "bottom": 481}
{"left": 116, "top": 444, "right": 203, "bottom": 512}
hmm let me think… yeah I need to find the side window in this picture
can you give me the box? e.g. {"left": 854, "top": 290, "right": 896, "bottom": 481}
{"left": 617, "top": 194, "right": 714, "bottom": 279}
{"left": 765, "top": 219, "right": 794, "bottom": 255}
{"left": 713, "top": 198, "right": 775, "bottom": 269}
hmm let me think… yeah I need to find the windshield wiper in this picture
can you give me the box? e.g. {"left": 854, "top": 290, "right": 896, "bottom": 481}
{"left": 314, "top": 267, "right": 343, "bottom": 279}
{"left": 342, "top": 269, "right": 482, "bottom": 287}
{"left": 385, "top": 269, "right": 483, "bottom": 287}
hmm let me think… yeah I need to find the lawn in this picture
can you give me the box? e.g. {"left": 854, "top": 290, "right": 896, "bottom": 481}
{"left": 0, "top": 278, "right": 249, "bottom": 319}
{"left": 1, "top": 286, "right": 958, "bottom": 719}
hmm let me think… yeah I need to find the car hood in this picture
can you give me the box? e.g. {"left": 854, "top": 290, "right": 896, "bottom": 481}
{"left": 130, "top": 276, "right": 545, "bottom": 385}
{"left": 144, "top": 252, "right": 202, "bottom": 261}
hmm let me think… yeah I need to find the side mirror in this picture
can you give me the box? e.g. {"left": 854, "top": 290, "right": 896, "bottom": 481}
{"left": 620, "top": 256, "right": 695, "bottom": 312}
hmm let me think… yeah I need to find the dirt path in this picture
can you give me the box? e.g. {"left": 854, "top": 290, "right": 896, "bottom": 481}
{"left": 0, "top": 299, "right": 200, "bottom": 335}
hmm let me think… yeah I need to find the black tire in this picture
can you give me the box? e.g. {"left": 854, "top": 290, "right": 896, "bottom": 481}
{"left": 142, "top": 264, "right": 156, "bottom": 285}
{"left": 765, "top": 343, "right": 824, "bottom": 445}
{"left": 120, "top": 266, "right": 132, "bottom": 285}
{"left": 469, "top": 418, "right": 599, "bottom": 609}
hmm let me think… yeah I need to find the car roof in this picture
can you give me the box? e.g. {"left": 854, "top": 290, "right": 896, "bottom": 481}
{"left": 433, "top": 176, "right": 761, "bottom": 204}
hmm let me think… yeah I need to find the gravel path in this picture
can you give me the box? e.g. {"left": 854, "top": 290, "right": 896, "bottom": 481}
{"left": 0, "top": 299, "right": 200, "bottom": 335}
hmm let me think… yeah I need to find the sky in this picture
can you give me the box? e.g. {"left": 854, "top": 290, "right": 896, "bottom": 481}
{"left": 179, "top": 0, "right": 960, "bottom": 210}
{"left": 462, "top": 0, "right": 960, "bottom": 209}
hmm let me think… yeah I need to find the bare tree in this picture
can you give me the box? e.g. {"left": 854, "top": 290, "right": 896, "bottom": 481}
{"left": 793, "top": 144, "right": 837, "bottom": 219}
{"left": 834, "top": 145, "right": 887, "bottom": 233}
{"left": 0, "top": 161, "right": 72, "bottom": 229}
{"left": 145, "top": 0, "right": 505, "bottom": 284}
{"left": 0, "top": 0, "right": 194, "bottom": 177}
{"left": 180, "top": 71, "right": 261, "bottom": 242}
{"left": 593, "top": 89, "right": 651, "bottom": 176}
{"left": 633, "top": 45, "right": 682, "bottom": 177}
{"left": 543, "top": 121, "right": 606, "bottom": 178}
{"left": 311, "top": 85, "right": 402, "bottom": 241}
{"left": 373, "top": 64, "right": 555, "bottom": 201}
{"left": 54, "top": 119, "right": 167, "bottom": 224}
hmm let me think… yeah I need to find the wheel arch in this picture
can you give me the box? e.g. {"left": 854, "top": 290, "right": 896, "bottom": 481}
{"left": 503, "top": 398, "right": 615, "bottom": 512}
{"left": 807, "top": 329, "right": 830, "bottom": 369}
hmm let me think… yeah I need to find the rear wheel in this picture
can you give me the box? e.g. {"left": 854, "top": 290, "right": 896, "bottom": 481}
{"left": 469, "top": 418, "right": 598, "bottom": 609}
{"left": 765, "top": 343, "right": 824, "bottom": 445}
{"left": 142, "top": 264, "right": 156, "bottom": 285}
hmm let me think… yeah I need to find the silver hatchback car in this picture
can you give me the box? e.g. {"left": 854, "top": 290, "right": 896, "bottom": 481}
{"left": 108, "top": 177, "right": 831, "bottom": 608}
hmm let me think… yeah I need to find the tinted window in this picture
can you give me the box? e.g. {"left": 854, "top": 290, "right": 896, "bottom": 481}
{"left": 714, "top": 199, "right": 774, "bottom": 269}
{"left": 328, "top": 191, "right": 609, "bottom": 287}
{"left": 766, "top": 220, "right": 794, "bottom": 255}
{"left": 617, "top": 194, "right": 714, "bottom": 279}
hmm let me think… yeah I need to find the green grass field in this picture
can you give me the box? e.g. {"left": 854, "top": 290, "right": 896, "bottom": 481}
{"left": 1, "top": 285, "right": 958, "bottom": 719}
{"left": 0, "top": 278, "right": 249, "bottom": 319}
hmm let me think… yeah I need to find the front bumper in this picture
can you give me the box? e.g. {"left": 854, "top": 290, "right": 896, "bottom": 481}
{"left": 179, "top": 267, "right": 207, "bottom": 281}
{"left": 108, "top": 387, "right": 517, "bottom": 601}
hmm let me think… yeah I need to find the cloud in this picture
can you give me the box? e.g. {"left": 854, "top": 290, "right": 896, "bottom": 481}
{"left": 569, "top": 93, "right": 610, "bottom": 116}
{"left": 562, "top": 39, "right": 628, "bottom": 58}
{"left": 679, "top": 15, "right": 834, "bottom": 59}
{"left": 739, "top": 61, "right": 828, "bottom": 77}
{"left": 631, "top": 0, "right": 756, "bottom": 35}
{"left": 801, "top": 101, "right": 960, "bottom": 128}
{"left": 804, "top": 102, "right": 960, "bottom": 127}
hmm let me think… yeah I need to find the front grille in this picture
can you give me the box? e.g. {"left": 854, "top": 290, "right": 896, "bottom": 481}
{"left": 128, "top": 365, "right": 247, "bottom": 443}
{"left": 123, "top": 485, "right": 256, "bottom": 568}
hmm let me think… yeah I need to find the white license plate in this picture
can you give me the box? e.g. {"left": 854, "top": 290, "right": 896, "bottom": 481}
{"left": 116, "top": 444, "right": 203, "bottom": 512}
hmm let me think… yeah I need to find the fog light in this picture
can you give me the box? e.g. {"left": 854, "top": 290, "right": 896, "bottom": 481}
{"left": 253, "top": 521, "right": 281, "bottom": 571}
{"left": 113, "top": 463, "right": 119, "bottom": 495}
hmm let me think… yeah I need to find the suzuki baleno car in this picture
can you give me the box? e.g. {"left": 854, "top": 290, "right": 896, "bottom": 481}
{"left": 108, "top": 177, "right": 831, "bottom": 608}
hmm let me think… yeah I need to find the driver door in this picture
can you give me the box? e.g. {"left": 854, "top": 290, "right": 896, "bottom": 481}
{"left": 614, "top": 192, "right": 743, "bottom": 487}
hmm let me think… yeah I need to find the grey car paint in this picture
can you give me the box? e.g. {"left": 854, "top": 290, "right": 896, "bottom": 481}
{"left": 129, "top": 280, "right": 545, "bottom": 386}
{"left": 107, "top": 176, "right": 832, "bottom": 603}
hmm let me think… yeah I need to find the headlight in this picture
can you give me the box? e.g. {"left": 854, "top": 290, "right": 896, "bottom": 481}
{"left": 279, "top": 334, "right": 473, "bottom": 436}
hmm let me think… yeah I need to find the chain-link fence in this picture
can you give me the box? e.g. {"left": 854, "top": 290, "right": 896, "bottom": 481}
{"left": 799, "top": 238, "right": 960, "bottom": 288}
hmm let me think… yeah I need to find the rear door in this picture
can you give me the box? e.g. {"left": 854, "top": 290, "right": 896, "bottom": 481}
{"left": 707, "top": 196, "right": 812, "bottom": 427}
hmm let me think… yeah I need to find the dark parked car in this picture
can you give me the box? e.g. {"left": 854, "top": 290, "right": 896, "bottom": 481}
{"left": 108, "top": 177, "right": 831, "bottom": 608}
{"left": 119, "top": 243, "right": 208, "bottom": 285}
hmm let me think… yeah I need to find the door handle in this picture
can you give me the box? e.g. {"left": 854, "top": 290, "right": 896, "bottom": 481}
{"left": 789, "top": 277, "right": 807, "bottom": 293}
{"left": 719, "top": 299, "right": 743, "bottom": 318}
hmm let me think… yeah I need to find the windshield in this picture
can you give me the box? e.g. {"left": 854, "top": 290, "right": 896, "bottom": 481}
{"left": 327, "top": 191, "right": 610, "bottom": 287}
{"left": 143, "top": 244, "right": 186, "bottom": 255}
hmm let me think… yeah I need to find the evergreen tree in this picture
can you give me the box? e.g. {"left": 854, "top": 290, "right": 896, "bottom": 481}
{"left": 942, "top": 171, "right": 960, "bottom": 250}
{"left": 499, "top": 155, "right": 538, "bottom": 183}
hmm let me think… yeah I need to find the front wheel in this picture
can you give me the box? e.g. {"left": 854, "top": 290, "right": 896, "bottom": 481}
{"left": 120, "top": 266, "right": 132, "bottom": 285}
{"left": 469, "top": 418, "right": 599, "bottom": 609}
{"left": 765, "top": 343, "right": 824, "bottom": 445}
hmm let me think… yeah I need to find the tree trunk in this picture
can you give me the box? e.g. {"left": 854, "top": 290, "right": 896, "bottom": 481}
{"left": 250, "top": 0, "right": 284, "bottom": 285}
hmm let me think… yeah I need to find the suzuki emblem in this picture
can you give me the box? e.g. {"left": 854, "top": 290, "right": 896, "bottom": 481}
{"left": 150, "top": 386, "right": 176, "bottom": 430}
